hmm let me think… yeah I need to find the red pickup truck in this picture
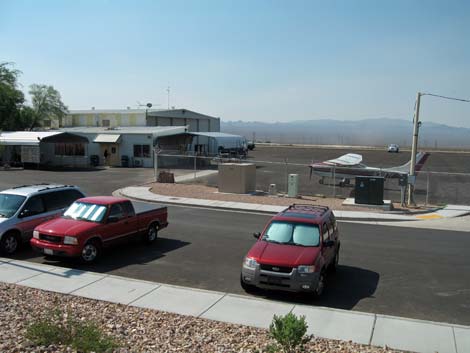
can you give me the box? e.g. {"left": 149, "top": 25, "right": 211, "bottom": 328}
{"left": 241, "top": 204, "right": 340, "bottom": 297}
{"left": 31, "top": 196, "right": 168, "bottom": 263}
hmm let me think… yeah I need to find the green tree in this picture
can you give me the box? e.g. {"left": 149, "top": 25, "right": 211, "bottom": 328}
{"left": 0, "top": 62, "right": 25, "bottom": 130}
{"left": 29, "top": 84, "right": 68, "bottom": 129}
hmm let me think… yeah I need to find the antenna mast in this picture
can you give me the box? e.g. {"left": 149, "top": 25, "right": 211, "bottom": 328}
{"left": 166, "top": 86, "right": 170, "bottom": 109}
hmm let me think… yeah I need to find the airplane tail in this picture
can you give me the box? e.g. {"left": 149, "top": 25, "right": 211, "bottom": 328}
{"left": 389, "top": 152, "right": 430, "bottom": 174}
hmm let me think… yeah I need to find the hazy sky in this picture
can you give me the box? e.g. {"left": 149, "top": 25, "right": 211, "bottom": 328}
{"left": 1, "top": 0, "right": 470, "bottom": 126}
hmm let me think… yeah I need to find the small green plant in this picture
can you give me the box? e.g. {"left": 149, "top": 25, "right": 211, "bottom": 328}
{"left": 26, "top": 309, "right": 118, "bottom": 353}
{"left": 269, "top": 312, "right": 309, "bottom": 353}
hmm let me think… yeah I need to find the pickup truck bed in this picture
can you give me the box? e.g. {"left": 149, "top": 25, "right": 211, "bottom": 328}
{"left": 133, "top": 201, "right": 166, "bottom": 215}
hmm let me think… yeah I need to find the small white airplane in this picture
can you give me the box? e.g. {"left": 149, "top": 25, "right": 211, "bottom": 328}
{"left": 309, "top": 152, "right": 430, "bottom": 186}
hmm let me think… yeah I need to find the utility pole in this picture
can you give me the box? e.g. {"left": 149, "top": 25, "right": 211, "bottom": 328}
{"left": 407, "top": 92, "right": 421, "bottom": 206}
{"left": 406, "top": 91, "right": 470, "bottom": 206}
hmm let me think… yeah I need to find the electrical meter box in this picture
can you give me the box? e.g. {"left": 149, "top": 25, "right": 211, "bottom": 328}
{"left": 288, "top": 174, "right": 299, "bottom": 198}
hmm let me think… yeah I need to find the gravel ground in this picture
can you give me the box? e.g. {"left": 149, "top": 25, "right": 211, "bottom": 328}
{"left": 0, "top": 283, "right": 406, "bottom": 353}
{"left": 148, "top": 182, "right": 430, "bottom": 213}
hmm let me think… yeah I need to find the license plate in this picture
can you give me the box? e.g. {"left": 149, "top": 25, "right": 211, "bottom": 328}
{"left": 267, "top": 276, "right": 282, "bottom": 285}
{"left": 44, "top": 248, "right": 53, "bottom": 255}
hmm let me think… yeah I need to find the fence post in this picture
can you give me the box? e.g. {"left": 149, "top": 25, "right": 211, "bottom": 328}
{"left": 285, "top": 158, "right": 288, "bottom": 194}
{"left": 425, "top": 171, "right": 430, "bottom": 206}
{"left": 194, "top": 154, "right": 197, "bottom": 180}
{"left": 154, "top": 148, "right": 159, "bottom": 182}
{"left": 333, "top": 165, "right": 336, "bottom": 198}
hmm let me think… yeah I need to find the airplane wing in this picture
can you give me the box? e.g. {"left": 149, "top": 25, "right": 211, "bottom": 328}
{"left": 324, "top": 153, "right": 362, "bottom": 166}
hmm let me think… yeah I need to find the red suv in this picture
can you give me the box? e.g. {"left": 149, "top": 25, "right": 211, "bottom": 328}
{"left": 241, "top": 204, "right": 340, "bottom": 297}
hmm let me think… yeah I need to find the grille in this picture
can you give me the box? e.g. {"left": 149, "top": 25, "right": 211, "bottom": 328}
{"left": 39, "top": 234, "right": 62, "bottom": 244}
{"left": 259, "top": 275, "right": 290, "bottom": 287}
{"left": 260, "top": 264, "right": 292, "bottom": 273}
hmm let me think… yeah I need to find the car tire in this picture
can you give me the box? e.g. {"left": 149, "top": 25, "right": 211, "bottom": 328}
{"left": 144, "top": 224, "right": 158, "bottom": 244}
{"left": 313, "top": 270, "right": 326, "bottom": 298}
{"left": 330, "top": 250, "right": 339, "bottom": 273}
{"left": 80, "top": 239, "right": 101, "bottom": 263}
{"left": 0, "top": 232, "right": 20, "bottom": 255}
{"left": 240, "top": 275, "right": 256, "bottom": 293}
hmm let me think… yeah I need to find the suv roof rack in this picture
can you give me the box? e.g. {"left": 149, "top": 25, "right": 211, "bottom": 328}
{"left": 12, "top": 183, "right": 50, "bottom": 189}
{"left": 284, "top": 204, "right": 330, "bottom": 214}
{"left": 37, "top": 185, "right": 74, "bottom": 192}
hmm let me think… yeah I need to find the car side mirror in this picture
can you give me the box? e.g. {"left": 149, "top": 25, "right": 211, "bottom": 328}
{"left": 324, "top": 240, "right": 335, "bottom": 248}
{"left": 19, "top": 209, "right": 32, "bottom": 218}
{"left": 253, "top": 232, "right": 261, "bottom": 239}
{"left": 107, "top": 216, "right": 119, "bottom": 223}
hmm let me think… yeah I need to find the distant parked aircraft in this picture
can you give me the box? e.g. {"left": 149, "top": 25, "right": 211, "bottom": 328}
{"left": 309, "top": 152, "right": 430, "bottom": 186}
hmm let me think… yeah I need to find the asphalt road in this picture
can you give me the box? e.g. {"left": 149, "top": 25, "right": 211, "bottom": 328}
{"left": 9, "top": 205, "right": 470, "bottom": 326}
{"left": 194, "top": 146, "right": 470, "bottom": 205}
{"left": 1, "top": 166, "right": 469, "bottom": 325}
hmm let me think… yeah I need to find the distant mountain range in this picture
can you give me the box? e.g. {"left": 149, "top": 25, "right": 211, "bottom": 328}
{"left": 221, "top": 118, "right": 470, "bottom": 148}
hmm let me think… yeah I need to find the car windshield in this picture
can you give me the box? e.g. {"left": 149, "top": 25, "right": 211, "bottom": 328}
{"left": 263, "top": 221, "right": 320, "bottom": 247}
{"left": 63, "top": 202, "right": 107, "bottom": 223}
{"left": 0, "top": 193, "right": 26, "bottom": 218}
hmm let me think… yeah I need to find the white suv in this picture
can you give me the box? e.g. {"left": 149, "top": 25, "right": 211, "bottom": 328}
{"left": 387, "top": 144, "right": 400, "bottom": 153}
{"left": 0, "top": 184, "right": 85, "bottom": 255}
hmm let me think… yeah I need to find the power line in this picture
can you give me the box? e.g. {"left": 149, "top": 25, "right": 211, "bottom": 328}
{"left": 421, "top": 93, "right": 470, "bottom": 103}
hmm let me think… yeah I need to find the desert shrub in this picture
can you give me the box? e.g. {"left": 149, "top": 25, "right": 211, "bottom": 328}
{"left": 26, "top": 309, "right": 118, "bottom": 353}
{"left": 269, "top": 312, "right": 309, "bottom": 353}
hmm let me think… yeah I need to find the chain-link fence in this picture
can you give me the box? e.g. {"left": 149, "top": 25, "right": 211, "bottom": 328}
{"left": 155, "top": 152, "right": 470, "bottom": 206}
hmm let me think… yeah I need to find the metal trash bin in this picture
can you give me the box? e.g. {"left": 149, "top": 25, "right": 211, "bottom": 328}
{"left": 90, "top": 155, "right": 99, "bottom": 167}
{"left": 121, "top": 155, "right": 129, "bottom": 167}
{"left": 355, "top": 176, "right": 384, "bottom": 205}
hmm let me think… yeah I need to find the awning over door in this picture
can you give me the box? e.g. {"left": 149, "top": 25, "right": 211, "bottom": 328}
{"left": 93, "top": 134, "right": 121, "bottom": 143}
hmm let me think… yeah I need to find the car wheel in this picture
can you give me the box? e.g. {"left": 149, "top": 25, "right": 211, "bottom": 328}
{"left": 144, "top": 224, "right": 158, "bottom": 244}
{"left": 330, "top": 250, "right": 339, "bottom": 273}
{"left": 313, "top": 270, "right": 326, "bottom": 298}
{"left": 240, "top": 275, "right": 256, "bottom": 293}
{"left": 81, "top": 240, "right": 100, "bottom": 263}
{"left": 0, "top": 232, "right": 19, "bottom": 255}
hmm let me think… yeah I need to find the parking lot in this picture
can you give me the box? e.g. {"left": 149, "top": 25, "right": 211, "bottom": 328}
{"left": 0, "top": 167, "right": 155, "bottom": 196}
{"left": 1, "top": 164, "right": 470, "bottom": 326}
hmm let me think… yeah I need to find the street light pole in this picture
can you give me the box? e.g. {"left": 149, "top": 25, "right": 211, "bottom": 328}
{"left": 407, "top": 92, "right": 421, "bottom": 206}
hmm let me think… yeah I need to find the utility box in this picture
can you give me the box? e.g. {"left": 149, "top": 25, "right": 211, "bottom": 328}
{"left": 355, "top": 176, "right": 384, "bottom": 205}
{"left": 288, "top": 174, "right": 299, "bottom": 198}
{"left": 218, "top": 163, "right": 256, "bottom": 194}
{"left": 268, "top": 184, "right": 277, "bottom": 196}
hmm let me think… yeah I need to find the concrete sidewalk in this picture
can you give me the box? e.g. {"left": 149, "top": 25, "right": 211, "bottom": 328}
{"left": 1, "top": 257, "right": 468, "bottom": 353}
{"left": 116, "top": 186, "right": 470, "bottom": 222}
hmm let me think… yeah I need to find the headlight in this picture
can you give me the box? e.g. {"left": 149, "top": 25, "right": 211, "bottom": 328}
{"left": 63, "top": 236, "right": 78, "bottom": 245}
{"left": 297, "top": 265, "right": 315, "bottom": 273}
{"left": 243, "top": 257, "right": 258, "bottom": 269}
{"left": 33, "top": 230, "right": 39, "bottom": 239}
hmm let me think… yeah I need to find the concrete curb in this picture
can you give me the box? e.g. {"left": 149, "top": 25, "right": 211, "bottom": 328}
{"left": 1, "top": 258, "right": 468, "bottom": 353}
{"left": 115, "top": 187, "right": 454, "bottom": 222}
{"left": 115, "top": 185, "right": 470, "bottom": 222}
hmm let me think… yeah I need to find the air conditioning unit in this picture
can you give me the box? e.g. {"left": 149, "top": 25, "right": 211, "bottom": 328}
{"left": 134, "top": 159, "right": 142, "bottom": 167}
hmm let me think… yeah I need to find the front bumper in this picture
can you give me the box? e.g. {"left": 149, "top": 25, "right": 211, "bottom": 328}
{"left": 241, "top": 264, "right": 320, "bottom": 293}
{"left": 30, "top": 238, "right": 81, "bottom": 257}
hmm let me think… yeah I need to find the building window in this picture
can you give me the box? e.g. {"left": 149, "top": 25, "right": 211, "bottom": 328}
{"left": 133, "top": 144, "right": 150, "bottom": 158}
{"left": 43, "top": 119, "right": 51, "bottom": 128}
{"left": 102, "top": 119, "right": 110, "bottom": 127}
{"left": 55, "top": 143, "right": 85, "bottom": 156}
